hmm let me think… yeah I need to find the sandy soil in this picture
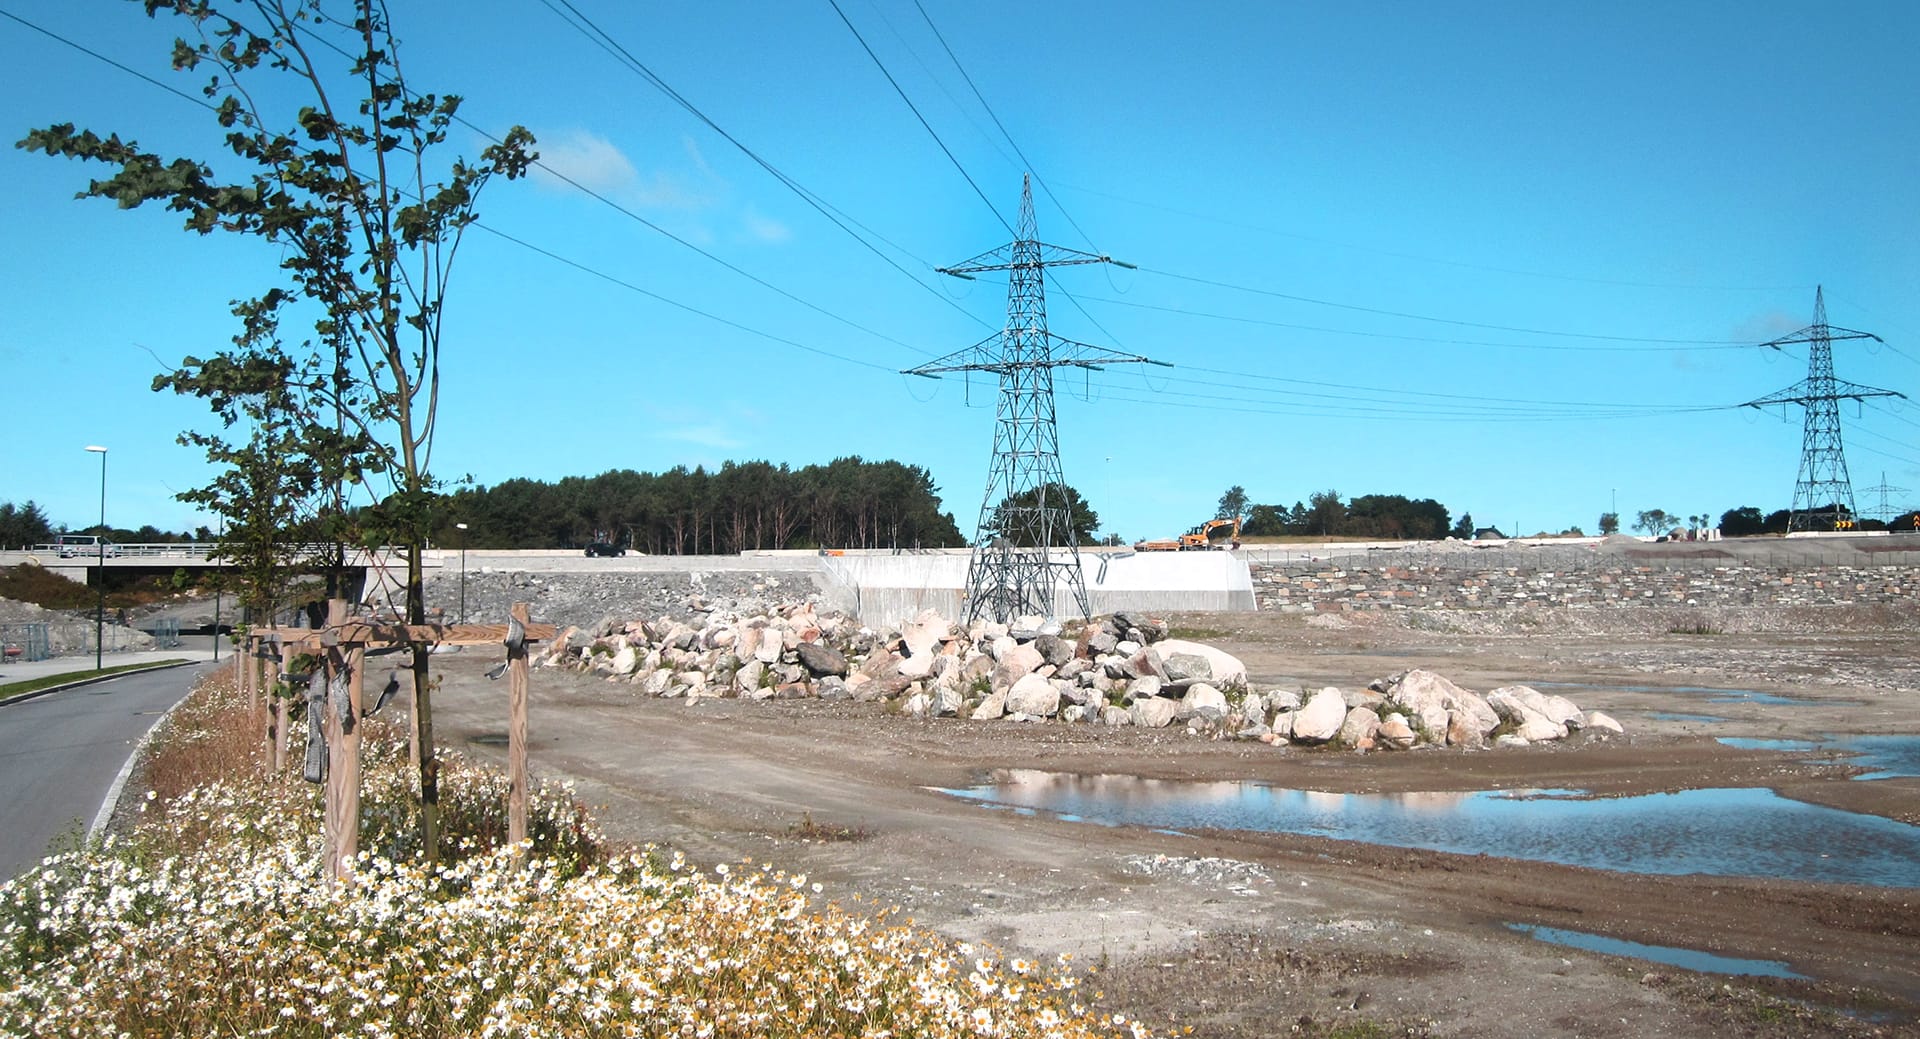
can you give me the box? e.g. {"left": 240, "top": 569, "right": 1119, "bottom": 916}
{"left": 432, "top": 608, "right": 1920, "bottom": 1038}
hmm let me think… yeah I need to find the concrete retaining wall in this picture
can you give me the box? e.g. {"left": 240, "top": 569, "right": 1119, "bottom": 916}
{"left": 819, "top": 551, "right": 1256, "bottom": 628}
{"left": 1249, "top": 561, "right": 1919, "bottom": 612}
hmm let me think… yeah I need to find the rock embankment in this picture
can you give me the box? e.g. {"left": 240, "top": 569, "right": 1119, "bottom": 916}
{"left": 535, "top": 605, "right": 1619, "bottom": 748}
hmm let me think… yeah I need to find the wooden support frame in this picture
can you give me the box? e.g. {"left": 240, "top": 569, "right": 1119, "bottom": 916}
{"left": 240, "top": 601, "right": 551, "bottom": 885}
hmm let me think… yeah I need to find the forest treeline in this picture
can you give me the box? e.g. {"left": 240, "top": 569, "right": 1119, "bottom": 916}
{"left": 441, "top": 458, "right": 967, "bottom": 554}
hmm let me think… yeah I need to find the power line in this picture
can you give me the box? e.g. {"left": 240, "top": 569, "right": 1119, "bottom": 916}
{"left": 539, "top": 0, "right": 996, "bottom": 331}
{"left": 468, "top": 223, "right": 898, "bottom": 372}
{"left": 1076, "top": 381, "right": 1733, "bottom": 424}
{"left": 1052, "top": 180, "right": 1806, "bottom": 293}
{"left": 825, "top": 0, "right": 1011, "bottom": 235}
{"left": 1073, "top": 292, "right": 1757, "bottom": 353}
{"left": 1166, "top": 364, "right": 1725, "bottom": 415}
{"left": 909, "top": 0, "right": 1103, "bottom": 255}
{"left": 5, "top": 7, "right": 901, "bottom": 376}
{"left": 1, "top": 7, "right": 213, "bottom": 111}
{"left": 1136, "top": 266, "right": 1755, "bottom": 345}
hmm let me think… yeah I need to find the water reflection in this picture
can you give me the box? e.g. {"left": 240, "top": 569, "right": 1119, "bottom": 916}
{"left": 943, "top": 770, "right": 1920, "bottom": 888}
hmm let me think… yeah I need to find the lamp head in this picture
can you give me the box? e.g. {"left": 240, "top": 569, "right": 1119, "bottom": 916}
{"left": 85, "top": 445, "right": 107, "bottom": 453}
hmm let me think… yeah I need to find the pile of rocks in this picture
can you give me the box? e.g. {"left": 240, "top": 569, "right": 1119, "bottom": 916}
{"left": 538, "top": 605, "right": 1621, "bottom": 748}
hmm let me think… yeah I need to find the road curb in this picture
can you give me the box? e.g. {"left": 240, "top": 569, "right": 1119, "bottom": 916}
{"left": 89, "top": 675, "right": 205, "bottom": 840}
{"left": 0, "top": 659, "right": 204, "bottom": 708}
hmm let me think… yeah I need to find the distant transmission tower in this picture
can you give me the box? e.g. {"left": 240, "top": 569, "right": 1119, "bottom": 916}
{"left": 1743, "top": 287, "right": 1904, "bottom": 531}
{"left": 905, "top": 175, "right": 1163, "bottom": 622}
{"left": 1858, "top": 471, "right": 1912, "bottom": 523}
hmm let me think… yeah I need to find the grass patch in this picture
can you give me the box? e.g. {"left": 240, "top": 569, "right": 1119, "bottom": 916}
{"left": 1666, "top": 622, "right": 1723, "bottom": 636}
{"left": 786, "top": 811, "right": 873, "bottom": 843}
{"left": 1170, "top": 625, "right": 1234, "bottom": 641}
{"left": 0, "top": 659, "right": 190, "bottom": 702}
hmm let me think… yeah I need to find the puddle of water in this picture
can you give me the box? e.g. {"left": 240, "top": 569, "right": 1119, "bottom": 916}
{"left": 1506, "top": 923, "right": 1804, "bottom": 980}
{"left": 1645, "top": 711, "right": 1728, "bottom": 723}
{"left": 944, "top": 770, "right": 1920, "bottom": 888}
{"left": 1835, "top": 736, "right": 1920, "bottom": 781}
{"left": 1716, "top": 735, "right": 1920, "bottom": 781}
{"left": 1717, "top": 737, "right": 1825, "bottom": 753}
{"left": 1537, "top": 682, "right": 1848, "bottom": 708}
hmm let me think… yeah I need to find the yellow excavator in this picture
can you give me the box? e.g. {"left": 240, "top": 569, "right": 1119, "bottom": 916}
{"left": 1136, "top": 517, "right": 1241, "bottom": 552}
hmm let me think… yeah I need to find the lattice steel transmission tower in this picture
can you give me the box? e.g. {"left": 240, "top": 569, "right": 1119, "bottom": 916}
{"left": 905, "top": 175, "right": 1163, "bottom": 622}
{"left": 1858, "top": 471, "right": 1912, "bottom": 523}
{"left": 1743, "top": 287, "right": 1903, "bottom": 531}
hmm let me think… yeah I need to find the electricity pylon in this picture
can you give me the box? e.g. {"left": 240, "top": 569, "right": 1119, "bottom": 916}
{"left": 1743, "top": 286, "right": 1904, "bottom": 531}
{"left": 905, "top": 175, "right": 1164, "bottom": 622}
{"left": 1858, "top": 471, "right": 1912, "bottom": 523}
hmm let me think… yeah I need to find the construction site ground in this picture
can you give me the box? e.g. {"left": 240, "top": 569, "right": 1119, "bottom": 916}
{"left": 432, "top": 605, "right": 1920, "bottom": 1038}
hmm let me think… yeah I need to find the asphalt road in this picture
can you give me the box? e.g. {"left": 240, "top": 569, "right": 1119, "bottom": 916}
{"left": 0, "top": 664, "right": 214, "bottom": 881}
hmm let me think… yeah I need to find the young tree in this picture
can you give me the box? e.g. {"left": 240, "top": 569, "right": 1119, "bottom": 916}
{"left": 988, "top": 482, "right": 1099, "bottom": 546}
{"left": 23, "top": 0, "right": 535, "bottom": 861}
{"left": 1598, "top": 511, "right": 1620, "bottom": 536}
{"left": 1306, "top": 489, "right": 1345, "bottom": 536}
{"left": 1633, "top": 508, "right": 1674, "bottom": 536}
{"left": 1450, "top": 512, "right": 1474, "bottom": 539}
{"left": 1215, "top": 485, "right": 1249, "bottom": 521}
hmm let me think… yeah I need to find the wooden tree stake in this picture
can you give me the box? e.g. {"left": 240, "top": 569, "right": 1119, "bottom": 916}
{"left": 507, "top": 602, "right": 531, "bottom": 867}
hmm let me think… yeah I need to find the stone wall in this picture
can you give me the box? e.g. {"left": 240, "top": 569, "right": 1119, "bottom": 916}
{"left": 1248, "top": 561, "right": 1919, "bottom": 613}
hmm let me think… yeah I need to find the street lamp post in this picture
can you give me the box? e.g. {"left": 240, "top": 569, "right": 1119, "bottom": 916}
{"left": 85, "top": 445, "right": 107, "bottom": 670}
{"left": 455, "top": 522, "right": 469, "bottom": 623}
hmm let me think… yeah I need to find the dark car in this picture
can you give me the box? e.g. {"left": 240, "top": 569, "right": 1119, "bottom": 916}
{"left": 584, "top": 542, "right": 626, "bottom": 557}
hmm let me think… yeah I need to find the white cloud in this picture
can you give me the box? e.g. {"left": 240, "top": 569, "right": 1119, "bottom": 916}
{"left": 530, "top": 129, "right": 637, "bottom": 195}
{"left": 739, "top": 206, "right": 791, "bottom": 244}
{"left": 1729, "top": 309, "right": 1804, "bottom": 344}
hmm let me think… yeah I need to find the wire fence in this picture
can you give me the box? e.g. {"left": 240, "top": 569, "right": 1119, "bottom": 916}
{"left": 1240, "top": 542, "right": 1920, "bottom": 572}
{"left": 0, "top": 622, "right": 51, "bottom": 662}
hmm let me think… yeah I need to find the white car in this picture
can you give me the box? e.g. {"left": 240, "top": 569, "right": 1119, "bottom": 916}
{"left": 57, "top": 535, "right": 118, "bottom": 558}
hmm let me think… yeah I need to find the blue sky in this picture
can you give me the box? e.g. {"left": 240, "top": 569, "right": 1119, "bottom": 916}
{"left": 3, "top": 0, "right": 1917, "bottom": 543}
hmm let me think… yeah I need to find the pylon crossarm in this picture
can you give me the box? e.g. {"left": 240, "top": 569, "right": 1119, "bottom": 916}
{"left": 902, "top": 335, "right": 1003, "bottom": 376}
{"left": 1760, "top": 326, "right": 1884, "bottom": 350}
{"left": 1831, "top": 381, "right": 1907, "bottom": 402}
{"left": 1047, "top": 334, "right": 1167, "bottom": 368}
{"left": 939, "top": 242, "right": 1125, "bottom": 275}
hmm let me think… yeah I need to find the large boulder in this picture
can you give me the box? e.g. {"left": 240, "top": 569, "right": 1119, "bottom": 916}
{"left": 1487, "top": 689, "right": 1568, "bottom": 741}
{"left": 1489, "top": 685, "right": 1584, "bottom": 728}
{"left": 1033, "top": 633, "right": 1074, "bottom": 667}
{"left": 1339, "top": 707, "right": 1381, "bottom": 748}
{"left": 990, "top": 642, "right": 1046, "bottom": 692}
{"left": 1385, "top": 669, "right": 1472, "bottom": 734}
{"left": 796, "top": 642, "right": 848, "bottom": 677}
{"left": 610, "top": 644, "right": 640, "bottom": 677}
{"left": 971, "top": 690, "right": 1008, "bottom": 721}
{"left": 1445, "top": 708, "right": 1487, "bottom": 748}
{"left": 1151, "top": 639, "right": 1247, "bottom": 687}
{"left": 1131, "top": 696, "right": 1178, "bottom": 728}
{"left": 1006, "top": 673, "right": 1061, "bottom": 717}
{"left": 1178, "top": 682, "right": 1229, "bottom": 720}
{"left": 1124, "top": 675, "right": 1163, "bottom": 704}
{"left": 1101, "top": 705, "right": 1133, "bottom": 726}
{"left": 1291, "top": 688, "right": 1348, "bottom": 742}
{"left": 900, "top": 609, "right": 949, "bottom": 659}
{"left": 1161, "top": 652, "right": 1214, "bottom": 685}
{"left": 1377, "top": 715, "right": 1417, "bottom": 750}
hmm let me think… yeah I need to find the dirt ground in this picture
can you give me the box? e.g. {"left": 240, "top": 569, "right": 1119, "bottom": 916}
{"left": 432, "top": 607, "right": 1920, "bottom": 1038}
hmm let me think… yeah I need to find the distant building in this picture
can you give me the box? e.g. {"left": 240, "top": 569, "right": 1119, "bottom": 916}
{"left": 1472, "top": 526, "right": 1508, "bottom": 541}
